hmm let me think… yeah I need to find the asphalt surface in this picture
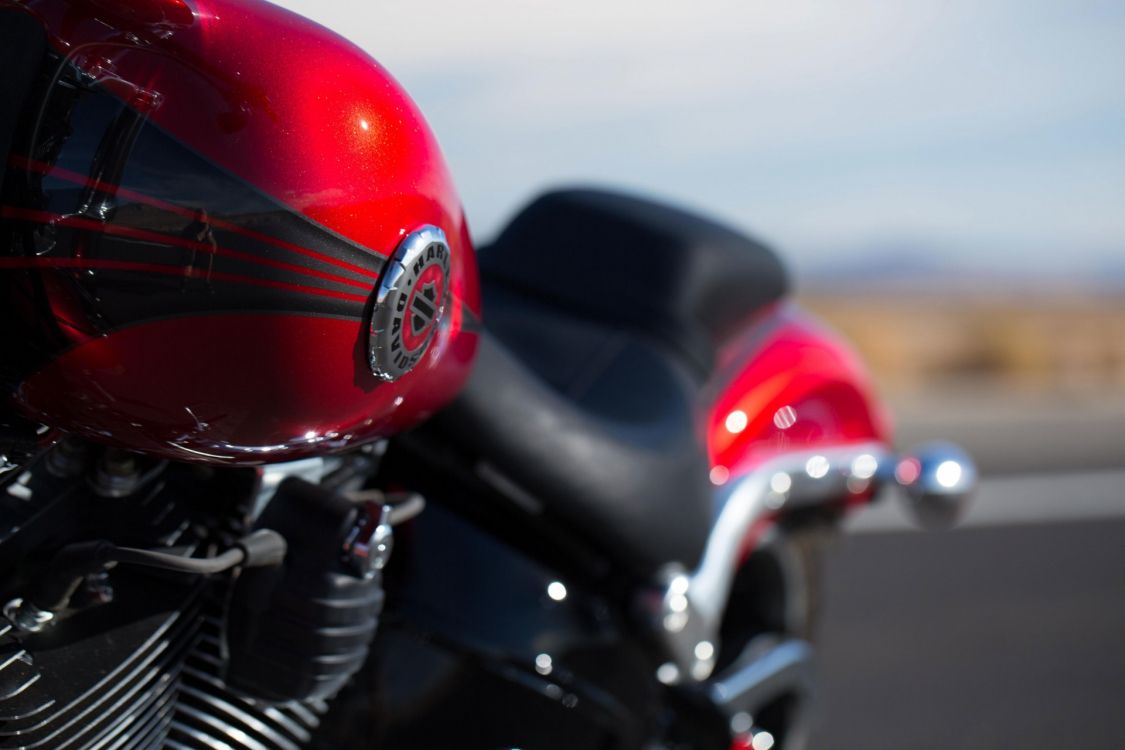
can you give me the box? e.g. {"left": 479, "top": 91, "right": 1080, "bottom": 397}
{"left": 893, "top": 399, "right": 1125, "bottom": 476}
{"left": 813, "top": 472, "right": 1125, "bottom": 749}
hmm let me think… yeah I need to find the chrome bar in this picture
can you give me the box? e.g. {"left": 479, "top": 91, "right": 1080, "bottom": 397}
{"left": 652, "top": 439, "right": 978, "bottom": 683}
{"left": 709, "top": 636, "right": 815, "bottom": 719}
{"left": 654, "top": 442, "right": 893, "bottom": 682}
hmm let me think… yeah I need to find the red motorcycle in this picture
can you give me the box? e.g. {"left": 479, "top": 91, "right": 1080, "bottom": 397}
{"left": 0, "top": 0, "right": 975, "bottom": 748}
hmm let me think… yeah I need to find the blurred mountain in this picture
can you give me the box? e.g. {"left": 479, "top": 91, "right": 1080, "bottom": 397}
{"left": 796, "top": 244, "right": 1125, "bottom": 294}
{"left": 1095, "top": 256, "right": 1125, "bottom": 288}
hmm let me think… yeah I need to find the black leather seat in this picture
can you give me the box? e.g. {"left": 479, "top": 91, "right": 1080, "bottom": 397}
{"left": 478, "top": 188, "right": 789, "bottom": 376}
{"left": 438, "top": 189, "right": 789, "bottom": 575}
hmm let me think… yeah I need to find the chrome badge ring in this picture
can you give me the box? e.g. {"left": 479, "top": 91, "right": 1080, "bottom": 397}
{"left": 367, "top": 225, "right": 451, "bottom": 381}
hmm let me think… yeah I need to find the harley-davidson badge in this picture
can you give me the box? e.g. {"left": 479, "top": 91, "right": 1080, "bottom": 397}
{"left": 367, "top": 225, "right": 451, "bottom": 381}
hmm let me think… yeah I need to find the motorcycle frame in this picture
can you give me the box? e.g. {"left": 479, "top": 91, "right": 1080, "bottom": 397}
{"left": 307, "top": 303, "right": 897, "bottom": 749}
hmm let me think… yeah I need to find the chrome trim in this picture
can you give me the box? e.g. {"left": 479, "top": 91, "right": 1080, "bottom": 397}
{"left": 654, "top": 442, "right": 894, "bottom": 681}
{"left": 3, "top": 598, "right": 55, "bottom": 633}
{"left": 655, "top": 440, "right": 978, "bottom": 682}
{"left": 896, "top": 440, "right": 978, "bottom": 529}
{"left": 367, "top": 225, "right": 451, "bottom": 381}
{"left": 342, "top": 501, "right": 395, "bottom": 578}
{"left": 709, "top": 636, "right": 815, "bottom": 718}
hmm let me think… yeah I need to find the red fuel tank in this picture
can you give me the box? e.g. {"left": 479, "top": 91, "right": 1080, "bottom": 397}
{"left": 0, "top": 0, "right": 480, "bottom": 462}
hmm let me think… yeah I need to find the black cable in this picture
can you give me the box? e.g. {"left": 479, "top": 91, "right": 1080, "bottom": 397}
{"left": 28, "top": 529, "right": 287, "bottom": 612}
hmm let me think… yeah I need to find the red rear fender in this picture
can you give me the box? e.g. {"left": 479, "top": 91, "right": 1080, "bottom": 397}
{"left": 707, "top": 306, "right": 892, "bottom": 483}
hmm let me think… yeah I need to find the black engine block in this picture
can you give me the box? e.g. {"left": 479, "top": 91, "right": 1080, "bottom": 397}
{"left": 0, "top": 444, "right": 380, "bottom": 750}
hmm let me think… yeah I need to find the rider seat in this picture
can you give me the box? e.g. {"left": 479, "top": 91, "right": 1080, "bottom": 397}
{"left": 439, "top": 189, "right": 789, "bottom": 575}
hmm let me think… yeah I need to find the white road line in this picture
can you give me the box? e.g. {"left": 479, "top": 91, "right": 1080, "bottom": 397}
{"left": 846, "top": 468, "right": 1125, "bottom": 534}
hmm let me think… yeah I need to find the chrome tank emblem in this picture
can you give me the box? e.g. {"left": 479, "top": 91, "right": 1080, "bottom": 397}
{"left": 368, "top": 226, "right": 451, "bottom": 381}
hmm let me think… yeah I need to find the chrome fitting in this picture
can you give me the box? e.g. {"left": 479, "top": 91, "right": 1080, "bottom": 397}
{"left": 342, "top": 501, "right": 394, "bottom": 578}
{"left": 3, "top": 598, "right": 55, "bottom": 633}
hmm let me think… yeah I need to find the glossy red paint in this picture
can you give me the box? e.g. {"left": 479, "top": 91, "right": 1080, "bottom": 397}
{"left": 2, "top": 0, "right": 481, "bottom": 462}
{"left": 20, "top": 311, "right": 476, "bottom": 461}
{"left": 9, "top": 155, "right": 380, "bottom": 280}
{"left": 707, "top": 306, "right": 892, "bottom": 481}
{"left": 15, "top": 0, "right": 458, "bottom": 259}
{"left": 0, "top": 206, "right": 373, "bottom": 298}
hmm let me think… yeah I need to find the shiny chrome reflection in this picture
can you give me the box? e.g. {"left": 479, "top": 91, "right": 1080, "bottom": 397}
{"left": 751, "top": 729, "right": 777, "bottom": 750}
{"left": 896, "top": 440, "right": 978, "bottom": 529}
{"left": 534, "top": 653, "right": 553, "bottom": 676}
{"left": 726, "top": 410, "right": 749, "bottom": 434}
{"left": 651, "top": 439, "right": 977, "bottom": 683}
{"left": 710, "top": 636, "right": 815, "bottom": 750}
{"left": 709, "top": 638, "right": 814, "bottom": 709}
{"left": 546, "top": 581, "right": 568, "bottom": 602}
{"left": 772, "top": 405, "right": 797, "bottom": 430}
{"left": 653, "top": 442, "right": 892, "bottom": 682}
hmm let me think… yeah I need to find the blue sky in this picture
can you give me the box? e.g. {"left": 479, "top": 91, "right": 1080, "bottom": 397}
{"left": 274, "top": 1, "right": 1125, "bottom": 280}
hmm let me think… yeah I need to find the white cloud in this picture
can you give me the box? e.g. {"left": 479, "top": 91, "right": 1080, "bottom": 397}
{"left": 273, "top": 0, "right": 1125, "bottom": 276}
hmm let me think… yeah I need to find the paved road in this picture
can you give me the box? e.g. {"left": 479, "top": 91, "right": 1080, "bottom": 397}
{"left": 813, "top": 471, "right": 1125, "bottom": 749}
{"left": 892, "top": 395, "right": 1125, "bottom": 476}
